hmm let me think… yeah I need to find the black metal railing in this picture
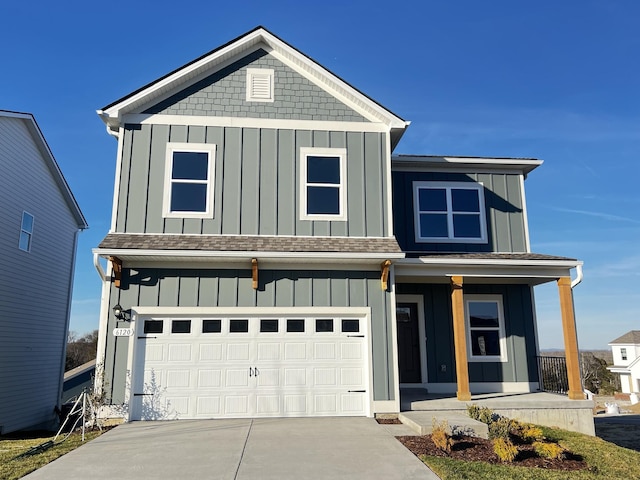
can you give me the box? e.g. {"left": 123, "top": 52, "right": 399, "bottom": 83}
{"left": 537, "top": 356, "right": 569, "bottom": 394}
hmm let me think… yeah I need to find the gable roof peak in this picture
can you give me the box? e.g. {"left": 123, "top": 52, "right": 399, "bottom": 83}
{"left": 97, "top": 26, "right": 408, "bottom": 141}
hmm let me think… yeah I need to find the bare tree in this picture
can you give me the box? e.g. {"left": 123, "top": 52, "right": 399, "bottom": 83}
{"left": 65, "top": 330, "right": 99, "bottom": 371}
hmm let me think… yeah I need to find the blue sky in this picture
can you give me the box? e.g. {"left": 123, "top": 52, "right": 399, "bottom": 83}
{"left": 2, "top": 1, "right": 638, "bottom": 349}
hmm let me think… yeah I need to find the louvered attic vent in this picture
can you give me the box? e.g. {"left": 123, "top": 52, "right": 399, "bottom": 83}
{"left": 246, "top": 68, "right": 274, "bottom": 102}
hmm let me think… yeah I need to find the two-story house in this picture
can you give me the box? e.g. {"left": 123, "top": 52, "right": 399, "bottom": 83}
{"left": 608, "top": 330, "right": 640, "bottom": 397}
{"left": 93, "top": 27, "right": 585, "bottom": 424}
{"left": 0, "top": 110, "right": 87, "bottom": 434}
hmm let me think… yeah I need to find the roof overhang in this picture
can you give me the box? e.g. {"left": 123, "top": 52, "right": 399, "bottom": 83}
{"left": 97, "top": 26, "right": 409, "bottom": 143}
{"left": 392, "top": 155, "right": 543, "bottom": 176}
{"left": 394, "top": 255, "right": 582, "bottom": 285}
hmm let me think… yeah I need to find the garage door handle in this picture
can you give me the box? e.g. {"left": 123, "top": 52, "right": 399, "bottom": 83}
{"left": 347, "top": 335, "right": 364, "bottom": 338}
{"left": 133, "top": 393, "right": 154, "bottom": 396}
{"left": 249, "top": 367, "right": 253, "bottom": 377}
{"left": 348, "top": 390, "right": 365, "bottom": 393}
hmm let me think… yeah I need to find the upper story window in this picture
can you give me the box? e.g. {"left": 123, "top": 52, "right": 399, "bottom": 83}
{"left": 621, "top": 348, "right": 628, "bottom": 361}
{"left": 465, "top": 295, "right": 507, "bottom": 362}
{"left": 300, "top": 147, "right": 347, "bottom": 221}
{"left": 19, "top": 211, "right": 34, "bottom": 252}
{"left": 246, "top": 68, "right": 274, "bottom": 102}
{"left": 413, "top": 181, "right": 487, "bottom": 243}
{"left": 163, "top": 143, "right": 216, "bottom": 218}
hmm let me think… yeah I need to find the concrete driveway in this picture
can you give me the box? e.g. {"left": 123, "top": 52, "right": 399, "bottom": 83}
{"left": 23, "top": 418, "right": 439, "bottom": 479}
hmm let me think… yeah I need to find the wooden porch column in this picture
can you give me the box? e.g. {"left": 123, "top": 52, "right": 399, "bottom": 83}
{"left": 451, "top": 276, "right": 471, "bottom": 401}
{"left": 557, "top": 277, "right": 585, "bottom": 400}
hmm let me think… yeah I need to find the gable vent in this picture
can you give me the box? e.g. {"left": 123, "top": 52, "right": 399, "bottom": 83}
{"left": 246, "top": 68, "right": 274, "bottom": 102}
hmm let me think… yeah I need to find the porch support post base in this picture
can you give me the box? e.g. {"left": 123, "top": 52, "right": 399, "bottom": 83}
{"left": 451, "top": 275, "right": 471, "bottom": 401}
{"left": 557, "top": 276, "right": 585, "bottom": 400}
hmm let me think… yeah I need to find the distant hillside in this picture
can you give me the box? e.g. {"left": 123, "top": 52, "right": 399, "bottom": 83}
{"left": 540, "top": 349, "right": 613, "bottom": 364}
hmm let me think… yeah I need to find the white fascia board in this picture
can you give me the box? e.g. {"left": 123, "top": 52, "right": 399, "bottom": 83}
{"left": 93, "top": 248, "right": 404, "bottom": 261}
{"left": 398, "top": 257, "right": 582, "bottom": 268}
{"left": 124, "top": 113, "right": 389, "bottom": 133}
{"left": 392, "top": 156, "right": 543, "bottom": 175}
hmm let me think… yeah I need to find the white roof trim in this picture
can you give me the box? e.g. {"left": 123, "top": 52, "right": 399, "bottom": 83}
{"left": 398, "top": 257, "right": 581, "bottom": 268}
{"left": 392, "top": 155, "right": 543, "bottom": 175}
{"left": 98, "top": 27, "right": 407, "bottom": 133}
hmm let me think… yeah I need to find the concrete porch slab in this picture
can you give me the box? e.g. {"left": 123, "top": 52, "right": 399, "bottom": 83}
{"left": 400, "top": 390, "right": 595, "bottom": 436}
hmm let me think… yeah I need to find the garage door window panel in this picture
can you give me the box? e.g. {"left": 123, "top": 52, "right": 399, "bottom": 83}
{"left": 229, "top": 319, "right": 249, "bottom": 333}
{"left": 202, "top": 319, "right": 222, "bottom": 333}
{"left": 144, "top": 320, "right": 163, "bottom": 334}
{"left": 286, "top": 319, "right": 305, "bottom": 333}
{"left": 316, "top": 319, "right": 334, "bottom": 333}
{"left": 260, "top": 319, "right": 279, "bottom": 333}
{"left": 172, "top": 320, "right": 191, "bottom": 333}
{"left": 342, "top": 319, "right": 359, "bottom": 333}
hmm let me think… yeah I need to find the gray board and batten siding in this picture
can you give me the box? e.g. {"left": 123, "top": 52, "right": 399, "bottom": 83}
{"left": 144, "top": 49, "right": 368, "bottom": 122}
{"left": 392, "top": 170, "right": 527, "bottom": 253}
{"left": 117, "top": 124, "right": 389, "bottom": 237}
{"left": 396, "top": 283, "right": 539, "bottom": 384}
{"left": 103, "top": 268, "right": 396, "bottom": 405}
{"left": 0, "top": 116, "right": 80, "bottom": 433}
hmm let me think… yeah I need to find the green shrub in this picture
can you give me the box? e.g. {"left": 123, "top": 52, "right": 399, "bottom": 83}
{"left": 431, "top": 419, "right": 453, "bottom": 454}
{"left": 533, "top": 441, "right": 565, "bottom": 460}
{"left": 466, "top": 404, "right": 496, "bottom": 424}
{"left": 488, "top": 416, "right": 515, "bottom": 440}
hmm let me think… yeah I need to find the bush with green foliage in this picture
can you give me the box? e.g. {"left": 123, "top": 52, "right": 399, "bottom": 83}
{"left": 519, "top": 424, "right": 544, "bottom": 442}
{"left": 466, "top": 404, "right": 496, "bottom": 424}
{"left": 492, "top": 437, "right": 518, "bottom": 462}
{"left": 488, "top": 416, "right": 516, "bottom": 440}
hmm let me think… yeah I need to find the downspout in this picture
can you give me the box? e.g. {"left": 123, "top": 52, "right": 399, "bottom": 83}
{"left": 571, "top": 263, "right": 583, "bottom": 288}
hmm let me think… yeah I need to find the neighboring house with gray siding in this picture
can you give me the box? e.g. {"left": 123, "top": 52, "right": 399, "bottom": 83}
{"left": 0, "top": 110, "right": 87, "bottom": 434}
{"left": 93, "top": 27, "right": 586, "bottom": 423}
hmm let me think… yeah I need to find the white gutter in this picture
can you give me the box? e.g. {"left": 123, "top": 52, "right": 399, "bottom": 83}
{"left": 571, "top": 263, "right": 584, "bottom": 288}
{"left": 93, "top": 252, "right": 107, "bottom": 280}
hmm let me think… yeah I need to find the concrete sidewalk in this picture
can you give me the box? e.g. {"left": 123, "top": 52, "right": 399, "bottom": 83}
{"left": 23, "top": 418, "right": 440, "bottom": 479}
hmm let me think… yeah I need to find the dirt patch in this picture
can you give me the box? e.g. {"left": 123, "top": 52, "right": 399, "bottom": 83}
{"left": 397, "top": 434, "right": 588, "bottom": 471}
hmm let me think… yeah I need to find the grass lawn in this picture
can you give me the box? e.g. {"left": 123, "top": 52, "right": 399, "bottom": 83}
{"left": 421, "top": 425, "right": 640, "bottom": 480}
{"left": 0, "top": 430, "right": 102, "bottom": 480}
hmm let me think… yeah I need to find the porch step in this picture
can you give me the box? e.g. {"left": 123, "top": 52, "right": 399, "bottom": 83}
{"left": 398, "top": 411, "right": 489, "bottom": 439}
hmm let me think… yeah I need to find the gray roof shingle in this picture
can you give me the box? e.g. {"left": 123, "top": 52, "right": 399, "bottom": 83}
{"left": 98, "top": 233, "right": 403, "bottom": 254}
{"left": 610, "top": 330, "right": 640, "bottom": 345}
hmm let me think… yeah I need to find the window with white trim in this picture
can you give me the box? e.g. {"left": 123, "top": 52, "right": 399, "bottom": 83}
{"left": 163, "top": 143, "right": 216, "bottom": 218}
{"left": 19, "top": 211, "right": 34, "bottom": 252}
{"left": 465, "top": 295, "right": 507, "bottom": 362}
{"left": 621, "top": 348, "right": 628, "bottom": 361}
{"left": 413, "top": 181, "right": 487, "bottom": 243}
{"left": 246, "top": 68, "right": 274, "bottom": 102}
{"left": 300, "top": 147, "right": 347, "bottom": 221}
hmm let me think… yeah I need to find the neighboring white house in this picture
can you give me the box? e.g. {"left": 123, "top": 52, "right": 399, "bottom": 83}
{"left": 0, "top": 110, "right": 87, "bottom": 434}
{"left": 607, "top": 330, "right": 640, "bottom": 395}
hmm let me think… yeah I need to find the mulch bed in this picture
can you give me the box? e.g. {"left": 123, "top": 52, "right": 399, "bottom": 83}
{"left": 376, "top": 418, "right": 402, "bottom": 424}
{"left": 397, "top": 434, "right": 589, "bottom": 471}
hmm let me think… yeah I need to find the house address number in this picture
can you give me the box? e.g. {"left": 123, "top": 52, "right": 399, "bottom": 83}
{"left": 113, "top": 328, "right": 134, "bottom": 337}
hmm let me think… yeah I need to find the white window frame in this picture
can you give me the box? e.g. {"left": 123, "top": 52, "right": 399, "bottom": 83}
{"left": 299, "top": 147, "right": 347, "bottom": 221}
{"left": 162, "top": 142, "right": 216, "bottom": 219}
{"left": 19, "top": 211, "right": 34, "bottom": 252}
{"left": 465, "top": 294, "right": 508, "bottom": 363}
{"left": 621, "top": 347, "right": 628, "bottom": 361}
{"left": 413, "top": 181, "right": 487, "bottom": 243}
{"left": 246, "top": 68, "right": 274, "bottom": 102}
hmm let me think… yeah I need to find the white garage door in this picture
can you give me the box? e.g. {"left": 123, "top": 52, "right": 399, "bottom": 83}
{"left": 130, "top": 315, "right": 369, "bottom": 420}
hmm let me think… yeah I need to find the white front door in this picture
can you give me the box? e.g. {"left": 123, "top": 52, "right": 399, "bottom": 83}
{"left": 129, "top": 314, "right": 369, "bottom": 420}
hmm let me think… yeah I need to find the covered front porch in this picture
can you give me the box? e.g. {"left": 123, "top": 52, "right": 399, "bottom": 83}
{"left": 393, "top": 253, "right": 586, "bottom": 403}
{"left": 399, "top": 389, "right": 595, "bottom": 435}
